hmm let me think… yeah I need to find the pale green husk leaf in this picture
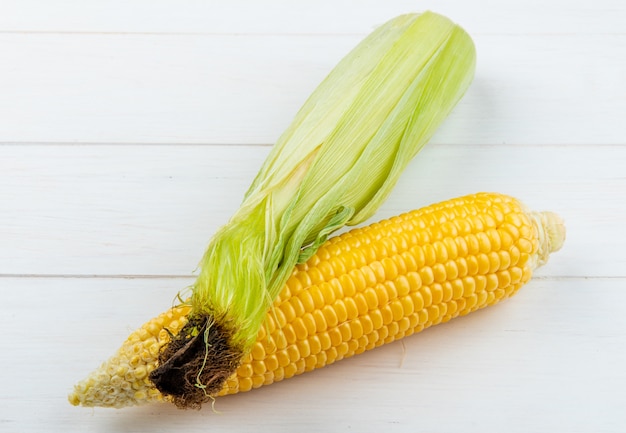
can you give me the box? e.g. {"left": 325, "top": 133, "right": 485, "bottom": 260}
{"left": 192, "top": 11, "right": 477, "bottom": 348}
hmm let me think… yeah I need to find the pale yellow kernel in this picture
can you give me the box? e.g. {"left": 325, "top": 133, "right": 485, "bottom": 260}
{"left": 129, "top": 355, "right": 141, "bottom": 368}
{"left": 237, "top": 363, "right": 254, "bottom": 378}
{"left": 462, "top": 277, "right": 476, "bottom": 296}
{"left": 349, "top": 268, "right": 367, "bottom": 293}
{"left": 466, "top": 234, "right": 480, "bottom": 255}
{"left": 284, "top": 363, "right": 298, "bottom": 379}
{"left": 273, "top": 367, "right": 285, "bottom": 382}
{"left": 148, "top": 343, "right": 160, "bottom": 358}
{"left": 252, "top": 360, "right": 267, "bottom": 375}
{"left": 381, "top": 304, "right": 393, "bottom": 325}
{"left": 377, "top": 285, "right": 393, "bottom": 309}
{"left": 387, "top": 321, "right": 399, "bottom": 338}
{"left": 487, "top": 252, "right": 500, "bottom": 273}
{"left": 455, "top": 236, "right": 469, "bottom": 257}
{"left": 411, "top": 291, "right": 424, "bottom": 312}
{"left": 390, "top": 300, "right": 404, "bottom": 322}
{"left": 309, "top": 336, "right": 322, "bottom": 355}
{"left": 251, "top": 342, "right": 266, "bottom": 360}
{"left": 369, "top": 261, "right": 386, "bottom": 283}
{"left": 261, "top": 372, "right": 275, "bottom": 386}
{"left": 302, "top": 312, "right": 317, "bottom": 335}
{"left": 282, "top": 324, "right": 297, "bottom": 345}
{"left": 310, "top": 267, "right": 327, "bottom": 286}
{"left": 317, "top": 261, "right": 335, "bottom": 281}
{"left": 466, "top": 255, "right": 478, "bottom": 275}
{"left": 456, "top": 297, "right": 467, "bottom": 312}
{"left": 400, "top": 295, "right": 414, "bottom": 316}
{"left": 420, "top": 286, "right": 433, "bottom": 307}
{"left": 338, "top": 274, "right": 356, "bottom": 298}
{"left": 287, "top": 345, "right": 300, "bottom": 363}
{"left": 327, "top": 347, "right": 339, "bottom": 364}
{"left": 402, "top": 250, "right": 418, "bottom": 272}
{"left": 316, "top": 351, "right": 328, "bottom": 368}
{"left": 239, "top": 378, "right": 253, "bottom": 393}
{"left": 354, "top": 293, "right": 369, "bottom": 315}
{"left": 494, "top": 288, "right": 506, "bottom": 301}
{"left": 304, "top": 355, "right": 317, "bottom": 371}
{"left": 477, "top": 290, "right": 488, "bottom": 307}
{"left": 406, "top": 271, "right": 422, "bottom": 292}
{"left": 522, "top": 266, "right": 533, "bottom": 283}
{"left": 294, "top": 339, "right": 310, "bottom": 358}
{"left": 486, "top": 274, "right": 499, "bottom": 292}
{"left": 360, "top": 315, "right": 374, "bottom": 335}
{"left": 476, "top": 232, "right": 491, "bottom": 253}
{"left": 378, "top": 325, "right": 389, "bottom": 341}
{"left": 518, "top": 238, "right": 534, "bottom": 254}
{"left": 289, "top": 296, "right": 305, "bottom": 318}
{"left": 320, "top": 282, "right": 337, "bottom": 305}
{"left": 497, "top": 271, "right": 511, "bottom": 288}
{"left": 422, "top": 244, "right": 437, "bottom": 266}
{"left": 287, "top": 275, "right": 303, "bottom": 295}
{"left": 451, "top": 279, "right": 464, "bottom": 299}
{"left": 293, "top": 317, "right": 308, "bottom": 341}
{"left": 343, "top": 298, "right": 359, "bottom": 321}
{"left": 419, "top": 267, "right": 434, "bottom": 286}
{"left": 433, "top": 241, "right": 448, "bottom": 263}
{"left": 336, "top": 323, "right": 351, "bottom": 342}
{"left": 319, "top": 332, "right": 332, "bottom": 351}
{"left": 447, "top": 300, "right": 458, "bottom": 317}
{"left": 337, "top": 341, "right": 350, "bottom": 358}
{"left": 275, "top": 332, "right": 288, "bottom": 350}
{"left": 274, "top": 307, "right": 287, "bottom": 329}
{"left": 364, "top": 287, "right": 378, "bottom": 310}
{"left": 398, "top": 317, "right": 411, "bottom": 334}
{"left": 263, "top": 336, "right": 277, "bottom": 354}
{"left": 310, "top": 286, "right": 325, "bottom": 310}
{"left": 465, "top": 294, "right": 478, "bottom": 311}
{"left": 350, "top": 320, "right": 364, "bottom": 340}
{"left": 502, "top": 222, "right": 520, "bottom": 239}
{"left": 395, "top": 275, "right": 411, "bottom": 296}
{"left": 475, "top": 275, "right": 487, "bottom": 292}
{"left": 134, "top": 390, "right": 147, "bottom": 401}
{"left": 432, "top": 263, "right": 447, "bottom": 283}
{"left": 369, "top": 309, "right": 384, "bottom": 330}
{"left": 510, "top": 266, "right": 523, "bottom": 284}
{"left": 312, "top": 310, "right": 327, "bottom": 333}
{"left": 328, "top": 327, "right": 342, "bottom": 347}
{"left": 298, "top": 290, "right": 315, "bottom": 313}
{"left": 322, "top": 305, "right": 339, "bottom": 328}
{"left": 275, "top": 350, "right": 290, "bottom": 368}
{"left": 476, "top": 253, "right": 490, "bottom": 274}
{"left": 330, "top": 256, "right": 348, "bottom": 276}
{"left": 510, "top": 246, "right": 521, "bottom": 266}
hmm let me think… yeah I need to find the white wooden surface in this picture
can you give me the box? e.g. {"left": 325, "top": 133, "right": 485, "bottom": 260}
{"left": 1, "top": 1, "right": 625, "bottom": 432}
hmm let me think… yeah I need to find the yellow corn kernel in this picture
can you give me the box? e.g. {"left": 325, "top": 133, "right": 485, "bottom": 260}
{"left": 70, "top": 193, "right": 565, "bottom": 408}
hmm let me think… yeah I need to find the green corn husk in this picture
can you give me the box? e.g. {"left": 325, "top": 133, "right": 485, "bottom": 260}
{"left": 194, "top": 11, "right": 476, "bottom": 349}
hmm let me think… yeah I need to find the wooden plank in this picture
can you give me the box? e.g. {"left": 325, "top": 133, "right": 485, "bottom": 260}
{"left": 0, "top": 33, "right": 624, "bottom": 145}
{"left": 1, "top": 276, "right": 623, "bottom": 432}
{"left": 1, "top": 0, "right": 624, "bottom": 35}
{"left": 0, "top": 143, "right": 621, "bottom": 277}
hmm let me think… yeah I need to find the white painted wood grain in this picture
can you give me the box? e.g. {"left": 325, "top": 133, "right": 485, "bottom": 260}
{"left": 0, "top": 33, "right": 624, "bottom": 144}
{"left": 0, "top": 0, "right": 624, "bottom": 431}
{"left": 1, "top": 143, "right": 620, "bottom": 278}
{"left": 0, "top": 277, "right": 623, "bottom": 433}
{"left": 1, "top": 0, "right": 624, "bottom": 35}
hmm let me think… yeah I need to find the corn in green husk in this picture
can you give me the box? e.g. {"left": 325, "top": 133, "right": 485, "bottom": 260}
{"left": 194, "top": 11, "right": 476, "bottom": 349}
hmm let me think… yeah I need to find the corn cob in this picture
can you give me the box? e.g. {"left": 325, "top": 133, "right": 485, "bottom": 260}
{"left": 69, "top": 192, "right": 565, "bottom": 409}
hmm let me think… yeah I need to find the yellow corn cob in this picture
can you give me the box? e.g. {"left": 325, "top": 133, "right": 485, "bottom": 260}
{"left": 69, "top": 192, "right": 565, "bottom": 408}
